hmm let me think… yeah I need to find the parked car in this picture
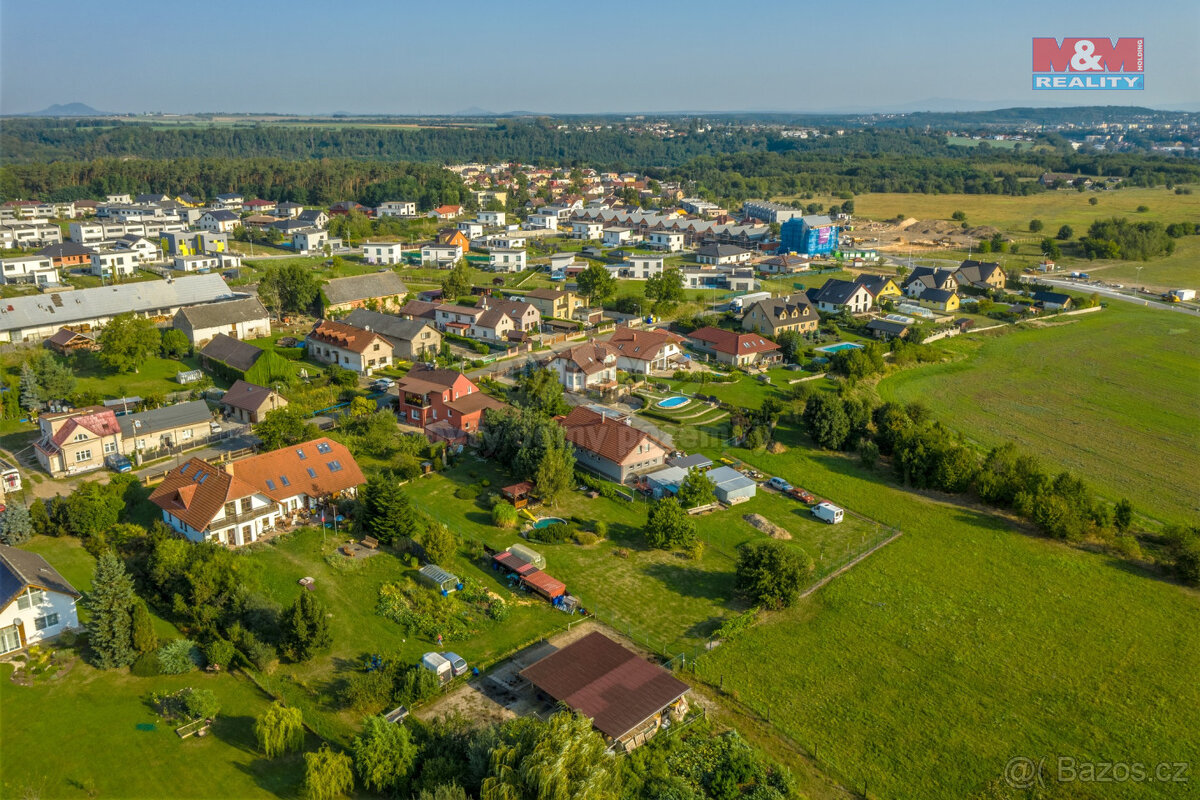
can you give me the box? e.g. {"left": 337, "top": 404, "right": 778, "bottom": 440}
{"left": 371, "top": 377, "right": 395, "bottom": 392}
{"left": 787, "top": 487, "right": 816, "bottom": 504}
{"left": 442, "top": 652, "right": 468, "bottom": 677}
{"left": 105, "top": 454, "right": 133, "bottom": 474}
{"left": 766, "top": 476, "right": 792, "bottom": 491}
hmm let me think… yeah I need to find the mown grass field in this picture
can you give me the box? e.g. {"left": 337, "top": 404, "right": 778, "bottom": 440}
{"left": 693, "top": 440, "right": 1200, "bottom": 800}
{"left": 877, "top": 304, "right": 1200, "bottom": 525}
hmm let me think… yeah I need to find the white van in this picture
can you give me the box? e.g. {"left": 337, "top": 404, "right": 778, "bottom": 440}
{"left": 812, "top": 502, "right": 844, "bottom": 524}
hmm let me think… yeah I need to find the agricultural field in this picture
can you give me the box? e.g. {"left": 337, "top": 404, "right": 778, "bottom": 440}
{"left": 693, "top": 444, "right": 1200, "bottom": 800}
{"left": 877, "top": 303, "right": 1200, "bottom": 525}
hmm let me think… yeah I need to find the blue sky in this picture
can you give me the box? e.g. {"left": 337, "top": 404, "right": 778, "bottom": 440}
{"left": 1, "top": 0, "right": 1196, "bottom": 114}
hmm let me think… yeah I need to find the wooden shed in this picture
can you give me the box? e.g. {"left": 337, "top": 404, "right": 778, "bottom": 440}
{"left": 500, "top": 481, "right": 534, "bottom": 509}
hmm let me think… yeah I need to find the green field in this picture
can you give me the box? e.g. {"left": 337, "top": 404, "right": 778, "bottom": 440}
{"left": 693, "top": 443, "right": 1200, "bottom": 799}
{"left": 878, "top": 304, "right": 1200, "bottom": 524}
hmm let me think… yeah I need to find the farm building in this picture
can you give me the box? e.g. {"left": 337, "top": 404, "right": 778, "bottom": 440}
{"left": 645, "top": 466, "right": 689, "bottom": 498}
{"left": 44, "top": 327, "right": 97, "bottom": 355}
{"left": 705, "top": 466, "right": 756, "bottom": 505}
{"left": 418, "top": 564, "right": 462, "bottom": 594}
{"left": 519, "top": 631, "right": 690, "bottom": 751}
{"left": 667, "top": 453, "right": 713, "bottom": 471}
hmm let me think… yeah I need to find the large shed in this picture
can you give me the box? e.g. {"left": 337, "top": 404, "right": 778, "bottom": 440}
{"left": 519, "top": 631, "right": 690, "bottom": 749}
{"left": 521, "top": 569, "right": 566, "bottom": 600}
{"left": 507, "top": 543, "right": 545, "bottom": 570}
{"left": 646, "top": 466, "right": 689, "bottom": 498}
{"left": 705, "top": 466, "right": 757, "bottom": 505}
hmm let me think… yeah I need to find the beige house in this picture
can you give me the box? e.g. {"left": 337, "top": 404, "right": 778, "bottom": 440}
{"left": 220, "top": 380, "right": 288, "bottom": 424}
{"left": 742, "top": 293, "right": 818, "bottom": 336}
{"left": 117, "top": 400, "right": 214, "bottom": 459}
{"left": 173, "top": 297, "right": 271, "bottom": 347}
{"left": 523, "top": 289, "right": 584, "bottom": 321}
{"left": 34, "top": 408, "right": 124, "bottom": 477}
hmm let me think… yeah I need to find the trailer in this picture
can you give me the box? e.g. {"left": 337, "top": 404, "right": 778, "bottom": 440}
{"left": 730, "top": 291, "right": 771, "bottom": 312}
{"left": 421, "top": 652, "right": 452, "bottom": 682}
{"left": 812, "top": 501, "right": 844, "bottom": 524}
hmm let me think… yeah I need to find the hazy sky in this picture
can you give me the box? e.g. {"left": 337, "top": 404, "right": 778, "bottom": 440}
{"left": 2, "top": 0, "right": 1197, "bottom": 115}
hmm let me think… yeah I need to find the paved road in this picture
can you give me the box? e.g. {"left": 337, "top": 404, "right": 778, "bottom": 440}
{"left": 1037, "top": 278, "right": 1200, "bottom": 317}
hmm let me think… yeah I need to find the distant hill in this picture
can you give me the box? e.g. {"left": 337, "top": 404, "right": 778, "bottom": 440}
{"left": 21, "top": 102, "right": 107, "bottom": 117}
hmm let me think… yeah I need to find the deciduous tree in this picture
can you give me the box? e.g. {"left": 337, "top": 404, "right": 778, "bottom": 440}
{"left": 735, "top": 540, "right": 813, "bottom": 609}
{"left": 677, "top": 468, "right": 716, "bottom": 509}
{"left": 255, "top": 702, "right": 305, "bottom": 758}
{"left": 255, "top": 406, "right": 320, "bottom": 450}
{"left": 353, "top": 715, "right": 417, "bottom": 795}
{"left": 644, "top": 498, "right": 696, "bottom": 550}
{"left": 575, "top": 263, "right": 617, "bottom": 306}
{"left": 304, "top": 744, "right": 355, "bottom": 800}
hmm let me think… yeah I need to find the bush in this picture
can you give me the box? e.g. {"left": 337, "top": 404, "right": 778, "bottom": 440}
{"left": 341, "top": 670, "right": 394, "bottom": 714}
{"left": 529, "top": 522, "right": 572, "bottom": 544}
{"left": 395, "top": 665, "right": 442, "bottom": 706}
{"left": 573, "top": 530, "right": 599, "bottom": 546}
{"left": 486, "top": 600, "right": 510, "bottom": 622}
{"left": 182, "top": 687, "right": 220, "bottom": 720}
{"left": 131, "top": 651, "right": 160, "bottom": 677}
{"left": 244, "top": 635, "right": 279, "bottom": 673}
{"left": 491, "top": 501, "right": 519, "bottom": 529}
{"left": 157, "top": 639, "right": 202, "bottom": 674}
{"left": 454, "top": 486, "right": 478, "bottom": 500}
{"left": 204, "top": 638, "right": 235, "bottom": 670}
{"left": 593, "top": 521, "right": 608, "bottom": 539}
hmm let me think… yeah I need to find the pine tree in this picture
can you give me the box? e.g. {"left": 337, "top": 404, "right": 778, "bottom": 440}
{"left": 19, "top": 362, "right": 41, "bottom": 412}
{"left": 86, "top": 551, "right": 138, "bottom": 669}
{"left": 284, "top": 591, "right": 332, "bottom": 662}
{"left": 0, "top": 504, "right": 34, "bottom": 546}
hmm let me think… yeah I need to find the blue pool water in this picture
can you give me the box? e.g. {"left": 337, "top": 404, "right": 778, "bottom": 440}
{"left": 816, "top": 342, "right": 864, "bottom": 354}
{"left": 533, "top": 517, "right": 566, "bottom": 529}
{"left": 657, "top": 395, "right": 691, "bottom": 409}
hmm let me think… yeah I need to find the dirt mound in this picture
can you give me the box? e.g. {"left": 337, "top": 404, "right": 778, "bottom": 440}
{"left": 743, "top": 514, "right": 792, "bottom": 540}
{"left": 966, "top": 225, "right": 1000, "bottom": 237}
{"left": 766, "top": 441, "right": 788, "bottom": 454}
{"left": 896, "top": 217, "right": 920, "bottom": 230}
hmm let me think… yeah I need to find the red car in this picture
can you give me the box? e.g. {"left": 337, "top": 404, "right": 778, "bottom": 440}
{"left": 787, "top": 487, "right": 816, "bottom": 504}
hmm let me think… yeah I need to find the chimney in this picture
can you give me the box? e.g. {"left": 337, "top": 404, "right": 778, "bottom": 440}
{"left": 223, "top": 461, "right": 235, "bottom": 476}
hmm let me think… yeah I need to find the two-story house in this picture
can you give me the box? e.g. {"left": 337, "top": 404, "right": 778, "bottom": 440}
{"left": 197, "top": 209, "right": 241, "bottom": 233}
{"left": 149, "top": 458, "right": 281, "bottom": 547}
{"left": 306, "top": 319, "right": 394, "bottom": 375}
{"left": 0, "top": 255, "right": 59, "bottom": 286}
{"left": 488, "top": 248, "right": 526, "bottom": 273}
{"left": 341, "top": 309, "right": 441, "bottom": 361}
{"left": 393, "top": 367, "right": 502, "bottom": 439}
{"left": 33, "top": 407, "right": 124, "bottom": 477}
{"left": 557, "top": 406, "right": 667, "bottom": 483}
{"left": 548, "top": 342, "right": 619, "bottom": 392}
{"left": 360, "top": 241, "right": 407, "bottom": 265}
{"left": 0, "top": 546, "right": 81, "bottom": 656}
{"left": 902, "top": 267, "right": 957, "bottom": 299}
{"left": 808, "top": 279, "right": 874, "bottom": 314}
{"left": 230, "top": 437, "right": 365, "bottom": 516}
{"left": 741, "top": 293, "right": 818, "bottom": 336}
{"left": 607, "top": 328, "right": 684, "bottom": 374}
{"left": 522, "top": 289, "right": 583, "bottom": 321}
{"left": 376, "top": 201, "right": 417, "bottom": 218}
{"left": 89, "top": 249, "right": 139, "bottom": 279}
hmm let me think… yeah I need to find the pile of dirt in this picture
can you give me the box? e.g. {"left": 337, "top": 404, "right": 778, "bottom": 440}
{"left": 766, "top": 441, "right": 788, "bottom": 454}
{"left": 743, "top": 514, "right": 792, "bottom": 540}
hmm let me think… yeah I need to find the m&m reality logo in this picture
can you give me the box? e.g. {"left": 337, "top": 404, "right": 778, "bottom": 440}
{"left": 1032, "top": 38, "right": 1144, "bottom": 90}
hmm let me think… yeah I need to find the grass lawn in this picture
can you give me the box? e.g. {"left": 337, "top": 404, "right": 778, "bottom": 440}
{"left": 692, "top": 441, "right": 1200, "bottom": 800}
{"left": 0, "top": 661, "right": 307, "bottom": 800}
{"left": 236, "top": 526, "right": 565, "bottom": 744}
{"left": 404, "top": 458, "right": 880, "bottom": 659}
{"left": 877, "top": 303, "right": 1200, "bottom": 524}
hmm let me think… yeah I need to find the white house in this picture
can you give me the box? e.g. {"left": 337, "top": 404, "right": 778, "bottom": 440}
{"left": 647, "top": 231, "right": 684, "bottom": 252}
{"left": 456, "top": 221, "right": 484, "bottom": 238}
{"left": 602, "top": 227, "right": 633, "bottom": 247}
{"left": 361, "top": 242, "right": 406, "bottom": 265}
{"left": 172, "top": 254, "right": 221, "bottom": 272}
{"left": 173, "top": 296, "right": 271, "bottom": 347}
{"left": 478, "top": 210, "right": 506, "bottom": 226}
{"left": 695, "top": 244, "right": 752, "bottom": 266}
{"left": 307, "top": 319, "right": 394, "bottom": 375}
{"left": 611, "top": 254, "right": 665, "bottom": 280}
{"left": 149, "top": 458, "right": 281, "bottom": 547}
{"left": 526, "top": 213, "right": 558, "bottom": 231}
{"left": 89, "top": 249, "right": 139, "bottom": 279}
{"left": 197, "top": 209, "right": 241, "bottom": 233}
{"left": 376, "top": 201, "right": 417, "bottom": 218}
{"left": 421, "top": 243, "right": 463, "bottom": 267}
{"left": 488, "top": 233, "right": 526, "bottom": 250}
{"left": 570, "top": 220, "right": 604, "bottom": 240}
{"left": 489, "top": 248, "right": 527, "bottom": 273}
{"left": 0, "top": 255, "right": 59, "bottom": 286}
{"left": 811, "top": 279, "right": 874, "bottom": 314}
{"left": 293, "top": 228, "right": 328, "bottom": 254}
{"left": 608, "top": 327, "right": 685, "bottom": 374}
{"left": 0, "top": 545, "right": 81, "bottom": 656}
{"left": 548, "top": 342, "right": 619, "bottom": 392}
{"left": 113, "top": 235, "right": 161, "bottom": 264}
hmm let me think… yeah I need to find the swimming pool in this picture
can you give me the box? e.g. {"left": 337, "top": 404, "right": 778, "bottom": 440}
{"left": 816, "top": 342, "right": 864, "bottom": 354}
{"left": 657, "top": 396, "right": 691, "bottom": 409}
{"left": 533, "top": 517, "right": 566, "bottom": 529}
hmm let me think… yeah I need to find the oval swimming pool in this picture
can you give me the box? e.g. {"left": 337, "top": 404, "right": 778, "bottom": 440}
{"left": 533, "top": 517, "right": 566, "bottom": 529}
{"left": 657, "top": 395, "right": 691, "bottom": 409}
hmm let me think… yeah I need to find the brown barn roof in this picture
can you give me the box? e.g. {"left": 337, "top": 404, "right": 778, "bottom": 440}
{"left": 220, "top": 379, "right": 282, "bottom": 413}
{"left": 519, "top": 632, "right": 689, "bottom": 740}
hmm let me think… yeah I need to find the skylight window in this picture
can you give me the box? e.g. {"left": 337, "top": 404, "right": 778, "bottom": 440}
{"left": 306, "top": 468, "right": 317, "bottom": 478}
{"left": 328, "top": 461, "right": 343, "bottom": 472}
{"left": 296, "top": 449, "right": 307, "bottom": 460}
{"left": 196, "top": 472, "right": 208, "bottom": 484}
{"left": 180, "top": 464, "right": 191, "bottom": 475}
{"left": 315, "top": 442, "right": 332, "bottom": 454}
{"left": 280, "top": 475, "right": 290, "bottom": 487}
{"left": 266, "top": 479, "right": 276, "bottom": 490}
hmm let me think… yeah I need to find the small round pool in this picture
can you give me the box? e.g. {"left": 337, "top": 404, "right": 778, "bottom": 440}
{"left": 533, "top": 517, "right": 566, "bottom": 529}
{"left": 657, "top": 395, "right": 691, "bottom": 409}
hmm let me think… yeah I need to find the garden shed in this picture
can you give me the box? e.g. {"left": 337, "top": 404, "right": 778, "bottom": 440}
{"left": 507, "top": 543, "right": 546, "bottom": 570}
{"left": 705, "top": 466, "right": 757, "bottom": 505}
{"left": 501, "top": 481, "right": 534, "bottom": 509}
{"left": 493, "top": 551, "right": 537, "bottom": 576}
{"left": 417, "top": 564, "right": 462, "bottom": 594}
{"left": 521, "top": 569, "right": 566, "bottom": 600}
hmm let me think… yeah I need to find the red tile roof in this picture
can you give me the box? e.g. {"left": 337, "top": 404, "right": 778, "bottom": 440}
{"left": 688, "top": 326, "right": 781, "bottom": 356}
{"left": 232, "top": 437, "right": 365, "bottom": 502}
{"left": 37, "top": 408, "right": 122, "bottom": 455}
{"left": 519, "top": 632, "right": 689, "bottom": 740}
{"left": 557, "top": 407, "right": 661, "bottom": 464}
{"left": 308, "top": 319, "right": 391, "bottom": 355}
{"left": 148, "top": 458, "right": 262, "bottom": 532}
{"left": 607, "top": 328, "right": 683, "bottom": 362}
